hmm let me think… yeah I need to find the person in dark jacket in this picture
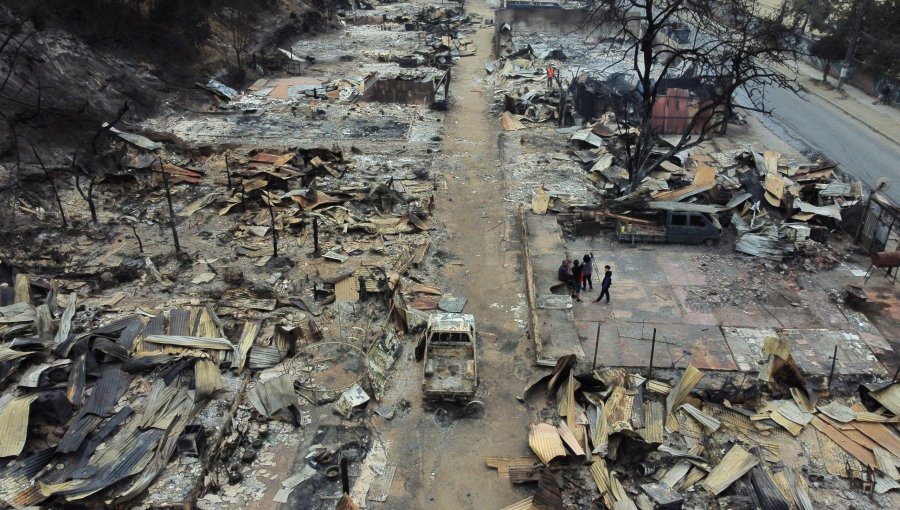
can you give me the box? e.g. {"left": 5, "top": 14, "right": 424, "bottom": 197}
{"left": 593, "top": 265, "right": 612, "bottom": 304}
{"left": 582, "top": 253, "right": 594, "bottom": 291}
{"left": 571, "top": 260, "right": 583, "bottom": 302}
{"left": 875, "top": 84, "right": 891, "bottom": 105}
{"left": 558, "top": 259, "right": 570, "bottom": 285}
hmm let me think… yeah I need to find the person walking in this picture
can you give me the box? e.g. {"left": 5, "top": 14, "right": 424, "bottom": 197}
{"left": 875, "top": 83, "right": 891, "bottom": 105}
{"left": 593, "top": 265, "right": 612, "bottom": 304}
{"left": 571, "top": 260, "right": 583, "bottom": 302}
{"left": 547, "top": 66, "right": 555, "bottom": 88}
{"left": 582, "top": 253, "right": 594, "bottom": 291}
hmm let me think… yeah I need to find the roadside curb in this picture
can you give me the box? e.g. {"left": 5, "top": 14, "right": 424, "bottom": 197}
{"left": 799, "top": 79, "right": 900, "bottom": 148}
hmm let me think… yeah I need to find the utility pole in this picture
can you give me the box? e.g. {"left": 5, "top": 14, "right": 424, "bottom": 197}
{"left": 837, "top": 0, "right": 871, "bottom": 91}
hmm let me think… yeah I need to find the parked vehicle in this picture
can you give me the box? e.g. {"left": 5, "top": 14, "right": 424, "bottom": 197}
{"left": 616, "top": 210, "right": 721, "bottom": 245}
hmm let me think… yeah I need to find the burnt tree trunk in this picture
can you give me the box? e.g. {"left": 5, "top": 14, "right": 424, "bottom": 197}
{"left": 30, "top": 143, "right": 67, "bottom": 228}
{"left": 268, "top": 200, "right": 278, "bottom": 259}
{"left": 159, "top": 159, "right": 181, "bottom": 254}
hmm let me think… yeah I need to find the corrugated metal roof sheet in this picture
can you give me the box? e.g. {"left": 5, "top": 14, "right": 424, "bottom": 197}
{"left": 7, "top": 484, "right": 44, "bottom": 507}
{"left": 248, "top": 345, "right": 285, "bottom": 370}
{"left": 13, "top": 274, "right": 29, "bottom": 305}
{"left": 192, "top": 305, "right": 223, "bottom": 338}
{"left": 144, "top": 335, "right": 234, "bottom": 352}
{"left": 636, "top": 400, "right": 664, "bottom": 444}
{"left": 702, "top": 445, "right": 759, "bottom": 495}
{"left": 849, "top": 403, "right": 900, "bottom": 458}
{"left": 93, "top": 338, "right": 130, "bottom": 362}
{"left": 115, "top": 319, "right": 143, "bottom": 351}
{"left": 0, "top": 303, "right": 35, "bottom": 324}
{"left": 19, "top": 359, "right": 71, "bottom": 388}
{"left": 335, "top": 276, "right": 360, "bottom": 302}
{"left": 590, "top": 458, "right": 613, "bottom": 508}
{"left": 588, "top": 403, "right": 609, "bottom": 455}
{"left": 195, "top": 359, "right": 223, "bottom": 401}
{"left": 54, "top": 428, "right": 164, "bottom": 500}
{"left": 58, "top": 314, "right": 140, "bottom": 357}
{"left": 665, "top": 363, "right": 704, "bottom": 431}
{"left": 168, "top": 310, "right": 192, "bottom": 336}
{"left": 871, "top": 384, "right": 900, "bottom": 416}
{"left": 0, "top": 447, "right": 55, "bottom": 507}
{"left": 233, "top": 321, "right": 261, "bottom": 373}
{"left": 53, "top": 293, "right": 77, "bottom": 344}
{"left": 80, "top": 407, "right": 133, "bottom": 463}
{"left": 485, "top": 457, "right": 539, "bottom": 480}
{"left": 83, "top": 365, "right": 132, "bottom": 417}
{"left": 58, "top": 414, "right": 103, "bottom": 454}
{"left": 136, "top": 314, "right": 165, "bottom": 353}
{"left": 810, "top": 416, "right": 877, "bottom": 469}
{"left": 557, "top": 422, "right": 584, "bottom": 456}
{"left": 499, "top": 497, "right": 533, "bottom": 510}
{"left": 0, "top": 347, "right": 32, "bottom": 363}
{"left": 247, "top": 374, "right": 298, "bottom": 417}
{"left": 606, "top": 386, "right": 634, "bottom": 434}
{"left": 528, "top": 422, "right": 565, "bottom": 465}
{"left": 0, "top": 395, "right": 39, "bottom": 457}
{"left": 122, "top": 353, "right": 178, "bottom": 373}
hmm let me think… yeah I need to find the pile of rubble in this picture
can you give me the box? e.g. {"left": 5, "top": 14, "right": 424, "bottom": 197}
{"left": 0, "top": 7, "right": 475, "bottom": 500}
{"left": 487, "top": 18, "right": 862, "bottom": 265}
{"left": 0, "top": 283, "right": 253, "bottom": 506}
{"left": 490, "top": 349, "right": 900, "bottom": 509}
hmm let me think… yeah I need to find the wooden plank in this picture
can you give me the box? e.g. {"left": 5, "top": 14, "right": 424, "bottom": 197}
{"left": 810, "top": 416, "right": 877, "bottom": 468}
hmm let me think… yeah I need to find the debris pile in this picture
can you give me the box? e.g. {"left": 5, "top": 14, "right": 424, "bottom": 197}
{"left": 492, "top": 350, "right": 900, "bottom": 509}
{"left": 489, "top": 20, "right": 862, "bottom": 265}
{"left": 0, "top": 285, "right": 260, "bottom": 506}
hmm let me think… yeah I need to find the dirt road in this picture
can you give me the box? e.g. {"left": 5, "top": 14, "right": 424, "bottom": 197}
{"left": 380, "top": 5, "right": 537, "bottom": 508}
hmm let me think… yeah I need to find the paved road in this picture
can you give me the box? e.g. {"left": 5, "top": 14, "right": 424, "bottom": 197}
{"left": 748, "top": 85, "right": 900, "bottom": 203}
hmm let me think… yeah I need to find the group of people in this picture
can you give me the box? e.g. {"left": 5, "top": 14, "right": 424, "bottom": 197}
{"left": 557, "top": 253, "right": 612, "bottom": 304}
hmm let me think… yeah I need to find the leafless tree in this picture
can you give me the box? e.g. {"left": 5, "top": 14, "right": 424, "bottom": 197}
{"left": 72, "top": 157, "right": 99, "bottom": 224}
{"left": 584, "top": 0, "right": 802, "bottom": 190}
{"left": 0, "top": 18, "right": 36, "bottom": 227}
{"left": 28, "top": 140, "right": 66, "bottom": 228}
{"left": 223, "top": 2, "right": 252, "bottom": 83}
